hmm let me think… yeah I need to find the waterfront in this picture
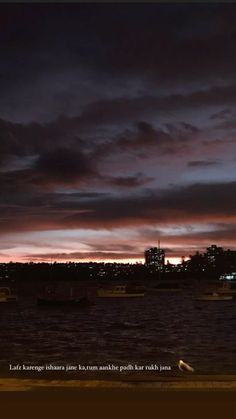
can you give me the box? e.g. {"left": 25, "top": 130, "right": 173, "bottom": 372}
{"left": 0, "top": 282, "right": 236, "bottom": 379}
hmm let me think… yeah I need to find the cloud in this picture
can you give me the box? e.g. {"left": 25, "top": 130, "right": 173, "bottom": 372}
{"left": 209, "top": 108, "right": 233, "bottom": 120}
{"left": 21, "top": 251, "right": 141, "bottom": 262}
{"left": 1, "top": 4, "right": 236, "bottom": 260}
{"left": 108, "top": 174, "right": 155, "bottom": 188}
{"left": 187, "top": 160, "right": 219, "bottom": 167}
{"left": 34, "top": 147, "right": 97, "bottom": 185}
{"left": 17, "top": 224, "right": 236, "bottom": 261}
{"left": 0, "top": 117, "right": 82, "bottom": 163}
{"left": 2, "top": 4, "right": 236, "bottom": 127}
{"left": 92, "top": 121, "right": 198, "bottom": 164}
{"left": 61, "top": 182, "right": 236, "bottom": 229}
{"left": 0, "top": 181, "right": 235, "bottom": 234}
{"left": 0, "top": 116, "right": 201, "bottom": 197}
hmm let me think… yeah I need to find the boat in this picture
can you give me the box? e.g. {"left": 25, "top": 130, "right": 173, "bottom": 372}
{"left": 195, "top": 292, "right": 233, "bottom": 301}
{"left": 148, "top": 282, "right": 183, "bottom": 293}
{"left": 0, "top": 287, "right": 18, "bottom": 303}
{"left": 37, "top": 287, "right": 92, "bottom": 307}
{"left": 97, "top": 284, "right": 145, "bottom": 298}
{"left": 219, "top": 272, "right": 236, "bottom": 281}
{"left": 216, "top": 281, "right": 236, "bottom": 296}
{"left": 37, "top": 295, "right": 91, "bottom": 307}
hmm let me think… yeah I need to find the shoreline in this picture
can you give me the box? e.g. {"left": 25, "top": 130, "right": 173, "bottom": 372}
{"left": 1, "top": 375, "right": 236, "bottom": 391}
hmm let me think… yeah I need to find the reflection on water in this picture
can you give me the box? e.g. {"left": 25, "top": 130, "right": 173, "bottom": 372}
{"left": 0, "top": 286, "right": 236, "bottom": 378}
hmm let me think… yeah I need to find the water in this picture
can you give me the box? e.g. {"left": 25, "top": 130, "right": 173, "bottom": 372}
{"left": 0, "top": 284, "right": 236, "bottom": 379}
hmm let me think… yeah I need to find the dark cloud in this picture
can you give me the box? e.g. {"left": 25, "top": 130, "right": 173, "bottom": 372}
{"left": 0, "top": 181, "right": 235, "bottom": 234}
{"left": 108, "top": 174, "right": 155, "bottom": 188}
{"left": 214, "top": 116, "right": 236, "bottom": 131}
{"left": 62, "top": 192, "right": 110, "bottom": 200}
{"left": 209, "top": 108, "right": 233, "bottom": 120}
{"left": 61, "top": 182, "right": 236, "bottom": 229}
{"left": 0, "top": 117, "right": 82, "bottom": 163}
{"left": 137, "top": 121, "right": 154, "bottom": 134}
{"left": 87, "top": 243, "right": 138, "bottom": 252}
{"left": 65, "top": 85, "right": 236, "bottom": 130}
{"left": 0, "top": 155, "right": 97, "bottom": 196}
{"left": 0, "top": 116, "right": 199, "bottom": 193}
{"left": 188, "top": 160, "right": 219, "bottom": 167}
{"left": 93, "top": 121, "right": 197, "bottom": 162}
{"left": 5, "top": 3, "right": 230, "bottom": 86}
{"left": 1, "top": 4, "right": 236, "bottom": 123}
{"left": 0, "top": 4, "right": 236, "bottom": 260}
{"left": 34, "top": 147, "right": 96, "bottom": 185}
{"left": 95, "top": 5, "right": 236, "bottom": 84}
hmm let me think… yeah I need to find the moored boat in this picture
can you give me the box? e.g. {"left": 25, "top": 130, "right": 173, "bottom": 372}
{"left": 219, "top": 272, "right": 236, "bottom": 281}
{"left": 37, "top": 295, "right": 91, "bottom": 307}
{"left": 0, "top": 287, "right": 18, "bottom": 303}
{"left": 148, "top": 282, "right": 183, "bottom": 293}
{"left": 37, "top": 286, "right": 92, "bottom": 307}
{"left": 195, "top": 292, "right": 233, "bottom": 301}
{"left": 97, "top": 284, "right": 145, "bottom": 298}
{"left": 216, "top": 281, "right": 236, "bottom": 296}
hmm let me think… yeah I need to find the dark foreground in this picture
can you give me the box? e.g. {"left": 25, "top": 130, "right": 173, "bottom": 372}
{"left": 1, "top": 375, "right": 236, "bottom": 391}
{"left": 1, "top": 376, "right": 236, "bottom": 419}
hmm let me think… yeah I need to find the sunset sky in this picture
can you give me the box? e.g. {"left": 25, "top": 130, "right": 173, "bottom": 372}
{"left": 0, "top": 3, "right": 236, "bottom": 264}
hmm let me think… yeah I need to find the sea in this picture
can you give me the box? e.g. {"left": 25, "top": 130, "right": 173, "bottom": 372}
{"left": 0, "top": 280, "right": 236, "bottom": 380}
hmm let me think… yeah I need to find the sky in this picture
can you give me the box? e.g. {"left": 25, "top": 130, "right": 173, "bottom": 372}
{"left": 0, "top": 3, "right": 236, "bottom": 264}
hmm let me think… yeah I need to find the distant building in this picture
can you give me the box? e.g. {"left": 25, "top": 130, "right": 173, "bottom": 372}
{"left": 205, "top": 245, "right": 224, "bottom": 268}
{"left": 145, "top": 246, "right": 165, "bottom": 270}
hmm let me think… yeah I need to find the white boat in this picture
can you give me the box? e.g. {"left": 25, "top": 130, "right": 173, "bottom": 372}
{"left": 219, "top": 272, "right": 236, "bottom": 281}
{"left": 195, "top": 292, "right": 233, "bottom": 301}
{"left": 216, "top": 281, "right": 236, "bottom": 295}
{"left": 97, "top": 285, "right": 145, "bottom": 298}
{"left": 0, "top": 287, "right": 18, "bottom": 303}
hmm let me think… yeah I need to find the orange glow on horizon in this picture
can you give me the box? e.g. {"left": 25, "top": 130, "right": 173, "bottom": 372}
{"left": 0, "top": 255, "right": 187, "bottom": 265}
